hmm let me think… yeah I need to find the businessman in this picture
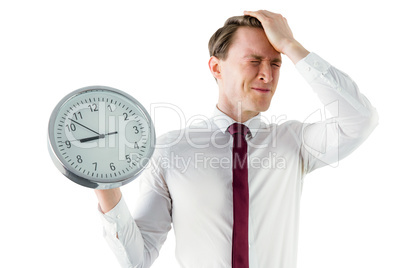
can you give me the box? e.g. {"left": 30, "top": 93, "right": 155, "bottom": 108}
{"left": 95, "top": 10, "right": 378, "bottom": 268}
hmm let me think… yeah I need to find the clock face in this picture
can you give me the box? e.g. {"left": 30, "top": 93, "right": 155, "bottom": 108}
{"left": 48, "top": 86, "right": 155, "bottom": 189}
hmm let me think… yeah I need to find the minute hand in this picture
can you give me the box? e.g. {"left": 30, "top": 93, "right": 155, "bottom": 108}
{"left": 69, "top": 118, "right": 99, "bottom": 135}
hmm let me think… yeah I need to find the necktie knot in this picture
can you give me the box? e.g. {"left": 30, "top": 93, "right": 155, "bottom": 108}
{"left": 228, "top": 123, "right": 249, "bottom": 137}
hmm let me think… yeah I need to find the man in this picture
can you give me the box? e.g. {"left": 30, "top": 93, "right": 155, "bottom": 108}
{"left": 95, "top": 10, "right": 378, "bottom": 268}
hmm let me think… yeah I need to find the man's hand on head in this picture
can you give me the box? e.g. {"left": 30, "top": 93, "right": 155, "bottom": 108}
{"left": 244, "top": 10, "right": 309, "bottom": 64}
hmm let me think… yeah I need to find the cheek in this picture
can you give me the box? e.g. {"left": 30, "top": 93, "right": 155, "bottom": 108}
{"left": 243, "top": 65, "right": 259, "bottom": 77}
{"left": 221, "top": 64, "right": 257, "bottom": 96}
{"left": 226, "top": 69, "right": 249, "bottom": 91}
{"left": 240, "top": 68, "right": 258, "bottom": 86}
{"left": 274, "top": 69, "right": 280, "bottom": 82}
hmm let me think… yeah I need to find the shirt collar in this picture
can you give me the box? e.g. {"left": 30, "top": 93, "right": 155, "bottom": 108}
{"left": 211, "top": 106, "right": 261, "bottom": 138}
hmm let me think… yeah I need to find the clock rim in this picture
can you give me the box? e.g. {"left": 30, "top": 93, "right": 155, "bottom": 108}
{"left": 47, "top": 85, "right": 156, "bottom": 189}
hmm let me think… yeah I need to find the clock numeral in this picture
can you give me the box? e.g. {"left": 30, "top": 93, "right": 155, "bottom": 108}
{"left": 73, "top": 111, "right": 83, "bottom": 120}
{"left": 66, "top": 123, "right": 76, "bottom": 132}
{"left": 134, "top": 142, "right": 139, "bottom": 149}
{"left": 123, "top": 113, "right": 129, "bottom": 121}
{"left": 65, "top": 140, "right": 71, "bottom": 148}
{"left": 125, "top": 155, "right": 131, "bottom": 163}
{"left": 133, "top": 126, "right": 139, "bottom": 134}
{"left": 88, "top": 103, "right": 98, "bottom": 112}
{"left": 107, "top": 104, "right": 115, "bottom": 112}
{"left": 110, "top": 163, "right": 116, "bottom": 171}
{"left": 92, "top": 162, "right": 97, "bottom": 171}
{"left": 76, "top": 155, "right": 83, "bottom": 163}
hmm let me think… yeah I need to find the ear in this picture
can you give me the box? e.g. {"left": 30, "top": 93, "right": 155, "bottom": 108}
{"left": 208, "top": 56, "right": 222, "bottom": 80}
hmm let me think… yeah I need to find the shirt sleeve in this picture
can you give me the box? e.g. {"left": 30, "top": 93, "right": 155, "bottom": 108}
{"left": 295, "top": 52, "right": 379, "bottom": 173}
{"left": 98, "top": 149, "right": 172, "bottom": 268}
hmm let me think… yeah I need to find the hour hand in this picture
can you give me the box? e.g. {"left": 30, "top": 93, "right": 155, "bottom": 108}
{"left": 79, "top": 131, "right": 118, "bottom": 143}
{"left": 79, "top": 134, "right": 104, "bottom": 143}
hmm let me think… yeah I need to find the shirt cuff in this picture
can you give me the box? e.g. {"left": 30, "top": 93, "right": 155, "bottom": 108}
{"left": 295, "top": 52, "right": 332, "bottom": 83}
{"left": 98, "top": 196, "right": 132, "bottom": 234}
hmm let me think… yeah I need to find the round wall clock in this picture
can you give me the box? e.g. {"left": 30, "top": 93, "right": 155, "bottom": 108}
{"left": 48, "top": 85, "right": 155, "bottom": 189}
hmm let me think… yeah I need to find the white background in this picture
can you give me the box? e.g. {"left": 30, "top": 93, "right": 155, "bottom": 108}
{"left": 1, "top": 0, "right": 401, "bottom": 267}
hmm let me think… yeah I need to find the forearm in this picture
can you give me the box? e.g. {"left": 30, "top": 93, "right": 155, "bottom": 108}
{"left": 296, "top": 53, "right": 379, "bottom": 131}
{"left": 98, "top": 195, "right": 146, "bottom": 267}
{"left": 96, "top": 155, "right": 172, "bottom": 267}
{"left": 297, "top": 53, "right": 378, "bottom": 171}
{"left": 95, "top": 188, "right": 122, "bottom": 213}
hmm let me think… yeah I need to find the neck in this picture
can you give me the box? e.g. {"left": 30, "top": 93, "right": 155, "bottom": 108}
{"left": 216, "top": 102, "right": 258, "bottom": 123}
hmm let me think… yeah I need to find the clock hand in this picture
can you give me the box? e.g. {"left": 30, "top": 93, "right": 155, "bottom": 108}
{"left": 105, "top": 131, "right": 118, "bottom": 136}
{"left": 79, "top": 131, "right": 118, "bottom": 143}
{"left": 68, "top": 118, "right": 100, "bottom": 135}
{"left": 79, "top": 135, "right": 104, "bottom": 143}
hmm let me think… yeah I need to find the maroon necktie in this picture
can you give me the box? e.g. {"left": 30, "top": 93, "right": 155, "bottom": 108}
{"left": 228, "top": 123, "right": 249, "bottom": 268}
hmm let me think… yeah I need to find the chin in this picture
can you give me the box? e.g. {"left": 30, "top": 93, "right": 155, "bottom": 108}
{"left": 249, "top": 95, "right": 273, "bottom": 112}
{"left": 255, "top": 101, "right": 272, "bottom": 113}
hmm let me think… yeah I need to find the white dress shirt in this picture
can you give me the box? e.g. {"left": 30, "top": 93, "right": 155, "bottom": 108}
{"left": 98, "top": 53, "right": 378, "bottom": 268}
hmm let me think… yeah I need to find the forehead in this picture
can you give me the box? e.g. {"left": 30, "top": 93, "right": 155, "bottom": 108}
{"left": 228, "top": 27, "right": 280, "bottom": 60}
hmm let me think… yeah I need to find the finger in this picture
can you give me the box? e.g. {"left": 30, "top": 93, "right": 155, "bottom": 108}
{"left": 243, "top": 10, "right": 255, "bottom": 16}
{"left": 244, "top": 10, "right": 278, "bottom": 20}
{"left": 243, "top": 10, "right": 264, "bottom": 20}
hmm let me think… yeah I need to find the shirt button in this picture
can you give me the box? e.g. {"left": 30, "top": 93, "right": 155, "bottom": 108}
{"left": 314, "top": 61, "right": 320, "bottom": 67}
{"left": 306, "top": 66, "right": 311, "bottom": 71}
{"left": 116, "top": 214, "right": 121, "bottom": 219}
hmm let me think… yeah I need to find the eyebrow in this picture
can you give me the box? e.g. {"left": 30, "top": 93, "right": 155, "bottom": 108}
{"left": 245, "top": 54, "right": 282, "bottom": 63}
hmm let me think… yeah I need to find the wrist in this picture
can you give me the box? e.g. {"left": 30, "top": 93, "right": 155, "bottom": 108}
{"left": 282, "top": 40, "right": 310, "bottom": 64}
{"left": 95, "top": 188, "right": 122, "bottom": 213}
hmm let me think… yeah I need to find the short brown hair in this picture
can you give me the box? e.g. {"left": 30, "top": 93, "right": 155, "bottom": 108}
{"left": 208, "top": 15, "right": 263, "bottom": 60}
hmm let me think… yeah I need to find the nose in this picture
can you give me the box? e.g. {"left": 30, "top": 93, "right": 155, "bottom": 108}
{"left": 258, "top": 62, "right": 273, "bottom": 83}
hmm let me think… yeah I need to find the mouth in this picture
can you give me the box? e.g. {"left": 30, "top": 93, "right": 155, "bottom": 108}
{"left": 252, "top": 87, "right": 271, "bottom": 93}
